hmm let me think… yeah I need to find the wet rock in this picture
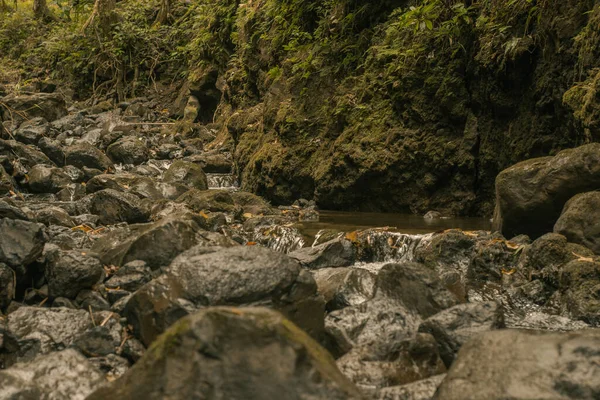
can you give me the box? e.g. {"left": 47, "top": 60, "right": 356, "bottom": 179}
{"left": 73, "top": 326, "right": 117, "bottom": 357}
{"left": 0, "top": 219, "right": 45, "bottom": 276}
{"left": 86, "top": 173, "right": 164, "bottom": 200}
{"left": 493, "top": 143, "right": 600, "bottom": 239}
{"left": 290, "top": 237, "right": 356, "bottom": 269}
{"left": 163, "top": 160, "right": 208, "bottom": 190}
{"left": 87, "top": 307, "right": 363, "bottom": 400}
{"left": 45, "top": 247, "right": 104, "bottom": 299}
{"left": 27, "top": 165, "right": 71, "bottom": 193}
{"left": 378, "top": 374, "right": 445, "bottom": 400}
{"left": 314, "top": 267, "right": 376, "bottom": 311}
{"left": 90, "top": 215, "right": 221, "bottom": 269}
{"left": 7, "top": 307, "right": 94, "bottom": 358}
{"left": 125, "top": 245, "right": 324, "bottom": 346}
{"left": 176, "top": 188, "right": 240, "bottom": 214}
{"left": 245, "top": 224, "right": 305, "bottom": 253}
{"left": 0, "top": 93, "right": 67, "bottom": 123}
{"left": 13, "top": 117, "right": 48, "bottom": 145}
{"left": 554, "top": 191, "right": 600, "bottom": 254}
{"left": 433, "top": 330, "right": 600, "bottom": 400}
{"left": 467, "top": 239, "right": 517, "bottom": 286}
{"left": 89, "top": 189, "right": 149, "bottom": 225}
{"left": 34, "top": 206, "right": 75, "bottom": 227}
{"left": 559, "top": 260, "right": 600, "bottom": 325}
{"left": 65, "top": 142, "right": 114, "bottom": 171}
{"left": 107, "top": 136, "right": 150, "bottom": 165}
{"left": 0, "top": 200, "right": 28, "bottom": 220}
{"left": 424, "top": 211, "right": 442, "bottom": 220}
{"left": 0, "top": 263, "right": 15, "bottom": 309}
{"left": 0, "top": 349, "right": 104, "bottom": 400}
{"left": 418, "top": 302, "right": 505, "bottom": 368}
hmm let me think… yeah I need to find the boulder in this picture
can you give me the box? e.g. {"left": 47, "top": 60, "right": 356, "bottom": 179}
{"left": 231, "top": 191, "right": 276, "bottom": 215}
{"left": 0, "top": 349, "right": 104, "bottom": 400}
{"left": 27, "top": 164, "right": 72, "bottom": 193}
{"left": 433, "top": 330, "right": 600, "bottom": 400}
{"left": 106, "top": 136, "right": 150, "bottom": 165}
{"left": 45, "top": 247, "right": 104, "bottom": 299}
{"left": 187, "top": 153, "right": 233, "bottom": 173}
{"left": 65, "top": 142, "right": 114, "bottom": 171}
{"left": 554, "top": 191, "right": 600, "bottom": 254}
{"left": 0, "top": 219, "right": 45, "bottom": 276}
{"left": 124, "top": 246, "right": 324, "bottom": 346}
{"left": 0, "top": 93, "right": 67, "bottom": 123}
{"left": 86, "top": 173, "right": 165, "bottom": 200}
{"left": 290, "top": 237, "right": 356, "bottom": 269}
{"left": 87, "top": 307, "right": 363, "bottom": 400}
{"left": 0, "top": 200, "right": 27, "bottom": 220}
{"left": 38, "top": 137, "right": 66, "bottom": 166}
{"left": 313, "top": 267, "right": 376, "bottom": 311}
{"left": 559, "top": 260, "right": 600, "bottom": 325}
{"left": 34, "top": 206, "right": 75, "bottom": 227}
{"left": 163, "top": 160, "right": 208, "bottom": 190}
{"left": 176, "top": 188, "right": 240, "bottom": 214}
{"left": 0, "top": 139, "right": 54, "bottom": 169}
{"left": 13, "top": 117, "right": 48, "bottom": 145}
{"left": 417, "top": 302, "right": 505, "bottom": 368}
{"left": 493, "top": 143, "right": 600, "bottom": 239}
{"left": 88, "top": 189, "right": 149, "bottom": 225}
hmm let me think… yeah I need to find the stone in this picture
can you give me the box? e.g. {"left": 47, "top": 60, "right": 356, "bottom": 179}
{"left": 0, "top": 166, "right": 15, "bottom": 196}
{"left": 0, "top": 349, "right": 104, "bottom": 400}
{"left": 0, "top": 219, "right": 45, "bottom": 276}
{"left": 104, "top": 260, "right": 153, "bottom": 292}
{"left": 65, "top": 142, "right": 114, "bottom": 171}
{"left": 554, "top": 191, "right": 600, "bottom": 254}
{"left": 87, "top": 307, "right": 363, "bottom": 400}
{"left": 45, "top": 247, "right": 104, "bottom": 299}
{"left": 176, "top": 188, "right": 239, "bottom": 214}
{"left": 417, "top": 301, "right": 505, "bottom": 368}
{"left": 107, "top": 136, "right": 150, "bottom": 165}
{"left": 88, "top": 189, "right": 149, "bottom": 225}
{"left": 0, "top": 200, "right": 27, "bottom": 220}
{"left": 163, "top": 160, "right": 208, "bottom": 190}
{"left": 187, "top": 153, "right": 233, "bottom": 173}
{"left": 378, "top": 374, "right": 445, "bottom": 400}
{"left": 0, "top": 139, "right": 54, "bottom": 169}
{"left": 231, "top": 191, "right": 277, "bottom": 215}
{"left": 124, "top": 245, "right": 324, "bottom": 346}
{"left": 493, "top": 143, "right": 600, "bottom": 239}
{"left": 13, "top": 117, "right": 48, "bottom": 145}
{"left": 313, "top": 267, "right": 376, "bottom": 311}
{"left": 290, "top": 237, "right": 356, "bottom": 269}
{"left": 34, "top": 206, "right": 75, "bottom": 227}
{"left": 38, "top": 137, "right": 66, "bottom": 166}
{"left": 433, "top": 330, "right": 600, "bottom": 400}
{"left": 73, "top": 326, "right": 118, "bottom": 357}
{"left": 559, "top": 260, "right": 600, "bottom": 325}
{"left": 0, "top": 93, "right": 67, "bottom": 123}
{"left": 86, "top": 173, "right": 165, "bottom": 200}
{"left": 27, "top": 165, "right": 72, "bottom": 193}
{"left": 0, "top": 263, "right": 15, "bottom": 309}
{"left": 424, "top": 211, "right": 442, "bottom": 219}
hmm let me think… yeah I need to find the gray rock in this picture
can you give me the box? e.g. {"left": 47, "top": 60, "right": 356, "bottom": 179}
{"left": 559, "top": 260, "right": 600, "bottom": 325}
{"left": 87, "top": 307, "right": 363, "bottom": 400}
{"left": 378, "top": 374, "right": 445, "bottom": 400}
{"left": 65, "top": 142, "right": 114, "bottom": 171}
{"left": 0, "top": 200, "right": 27, "bottom": 220}
{"left": 290, "top": 237, "right": 356, "bottom": 269}
{"left": 86, "top": 173, "right": 165, "bottom": 200}
{"left": 13, "top": 117, "right": 48, "bottom": 145}
{"left": 554, "top": 191, "right": 600, "bottom": 254}
{"left": 0, "top": 219, "right": 45, "bottom": 276}
{"left": 0, "top": 165, "right": 14, "bottom": 195}
{"left": 0, "top": 93, "right": 67, "bottom": 123}
{"left": 163, "top": 160, "right": 208, "bottom": 190}
{"left": 433, "top": 330, "right": 600, "bottom": 400}
{"left": 35, "top": 206, "right": 75, "bottom": 227}
{"left": 418, "top": 301, "right": 505, "bottom": 368}
{"left": 0, "top": 139, "right": 54, "bottom": 169}
{"left": 0, "top": 263, "right": 15, "bottom": 309}
{"left": 493, "top": 143, "right": 600, "bottom": 239}
{"left": 38, "top": 137, "right": 66, "bottom": 166}
{"left": 107, "top": 136, "right": 150, "bottom": 165}
{"left": 176, "top": 188, "right": 240, "bottom": 214}
{"left": 88, "top": 189, "right": 149, "bottom": 225}
{"left": 27, "top": 165, "right": 72, "bottom": 193}
{"left": 45, "top": 247, "right": 104, "bottom": 299}
{"left": 314, "top": 267, "right": 376, "bottom": 311}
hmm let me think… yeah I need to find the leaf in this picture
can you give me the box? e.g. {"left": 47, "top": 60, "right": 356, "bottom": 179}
{"left": 425, "top": 20, "right": 433, "bottom": 30}
{"left": 345, "top": 231, "right": 359, "bottom": 243}
{"left": 501, "top": 268, "right": 516, "bottom": 275}
{"left": 246, "top": 242, "right": 257, "bottom": 246}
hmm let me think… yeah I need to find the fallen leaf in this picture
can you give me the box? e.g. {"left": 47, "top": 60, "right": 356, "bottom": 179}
{"left": 572, "top": 252, "right": 595, "bottom": 263}
{"left": 501, "top": 268, "right": 516, "bottom": 275}
{"left": 246, "top": 241, "right": 257, "bottom": 246}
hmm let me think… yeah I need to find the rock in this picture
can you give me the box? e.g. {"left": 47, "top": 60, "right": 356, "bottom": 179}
{"left": 45, "top": 247, "right": 104, "bottom": 299}
{"left": 231, "top": 191, "right": 276, "bottom": 215}
{"left": 313, "top": 267, "right": 376, "bottom": 311}
{"left": 0, "top": 139, "right": 54, "bottom": 169}
{"left": 0, "top": 263, "right": 15, "bottom": 309}
{"left": 424, "top": 211, "right": 442, "bottom": 220}
{"left": 86, "top": 173, "right": 165, "bottom": 200}
{"left": 27, "top": 164, "right": 72, "bottom": 193}
{"left": 493, "top": 143, "right": 600, "bottom": 239}
{"left": 187, "top": 153, "right": 233, "bottom": 173}
{"left": 88, "top": 189, "right": 149, "bottom": 225}
{"left": 0, "top": 93, "right": 67, "bottom": 123}
{"left": 75, "top": 290, "right": 111, "bottom": 311}
{"left": 0, "top": 349, "right": 104, "bottom": 400}
{"left": 0, "top": 219, "right": 45, "bottom": 276}
{"left": 13, "top": 117, "right": 48, "bottom": 145}
{"left": 87, "top": 307, "right": 363, "bottom": 400}
{"left": 0, "top": 200, "right": 27, "bottom": 220}
{"left": 0, "top": 165, "right": 15, "bottom": 195}
{"left": 125, "top": 246, "right": 324, "bottom": 346}
{"left": 7, "top": 307, "right": 94, "bottom": 358}
{"left": 65, "top": 142, "right": 114, "bottom": 171}
{"left": 433, "top": 330, "right": 600, "bottom": 400}
{"left": 176, "top": 188, "right": 240, "bottom": 214}
{"left": 104, "top": 260, "right": 153, "bottom": 292}
{"left": 38, "top": 137, "right": 66, "bottom": 166}
{"left": 417, "top": 302, "right": 505, "bottom": 368}
{"left": 290, "top": 237, "right": 356, "bottom": 269}
{"left": 163, "top": 160, "right": 208, "bottom": 190}
{"left": 35, "top": 206, "right": 75, "bottom": 227}
{"left": 554, "top": 191, "right": 600, "bottom": 254}
{"left": 559, "top": 260, "right": 600, "bottom": 325}
{"left": 378, "top": 374, "right": 445, "bottom": 400}
{"left": 107, "top": 136, "right": 150, "bottom": 165}
{"left": 88, "top": 354, "right": 130, "bottom": 380}
{"left": 90, "top": 215, "right": 228, "bottom": 269}
{"left": 73, "top": 326, "right": 118, "bottom": 357}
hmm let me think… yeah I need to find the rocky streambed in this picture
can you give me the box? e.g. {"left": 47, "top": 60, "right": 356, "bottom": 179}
{"left": 0, "top": 91, "right": 599, "bottom": 399}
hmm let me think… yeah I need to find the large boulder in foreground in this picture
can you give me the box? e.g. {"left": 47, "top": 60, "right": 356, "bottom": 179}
{"left": 87, "top": 307, "right": 363, "bottom": 400}
{"left": 554, "top": 191, "right": 600, "bottom": 254}
{"left": 124, "top": 246, "right": 324, "bottom": 346}
{"left": 493, "top": 143, "right": 600, "bottom": 239}
{"left": 433, "top": 329, "right": 600, "bottom": 400}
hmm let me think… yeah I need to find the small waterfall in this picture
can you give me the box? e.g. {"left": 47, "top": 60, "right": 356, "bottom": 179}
{"left": 207, "top": 173, "right": 239, "bottom": 190}
{"left": 249, "top": 225, "right": 305, "bottom": 254}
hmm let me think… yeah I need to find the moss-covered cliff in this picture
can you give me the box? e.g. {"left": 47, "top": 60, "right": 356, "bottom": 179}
{"left": 2, "top": 0, "right": 599, "bottom": 215}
